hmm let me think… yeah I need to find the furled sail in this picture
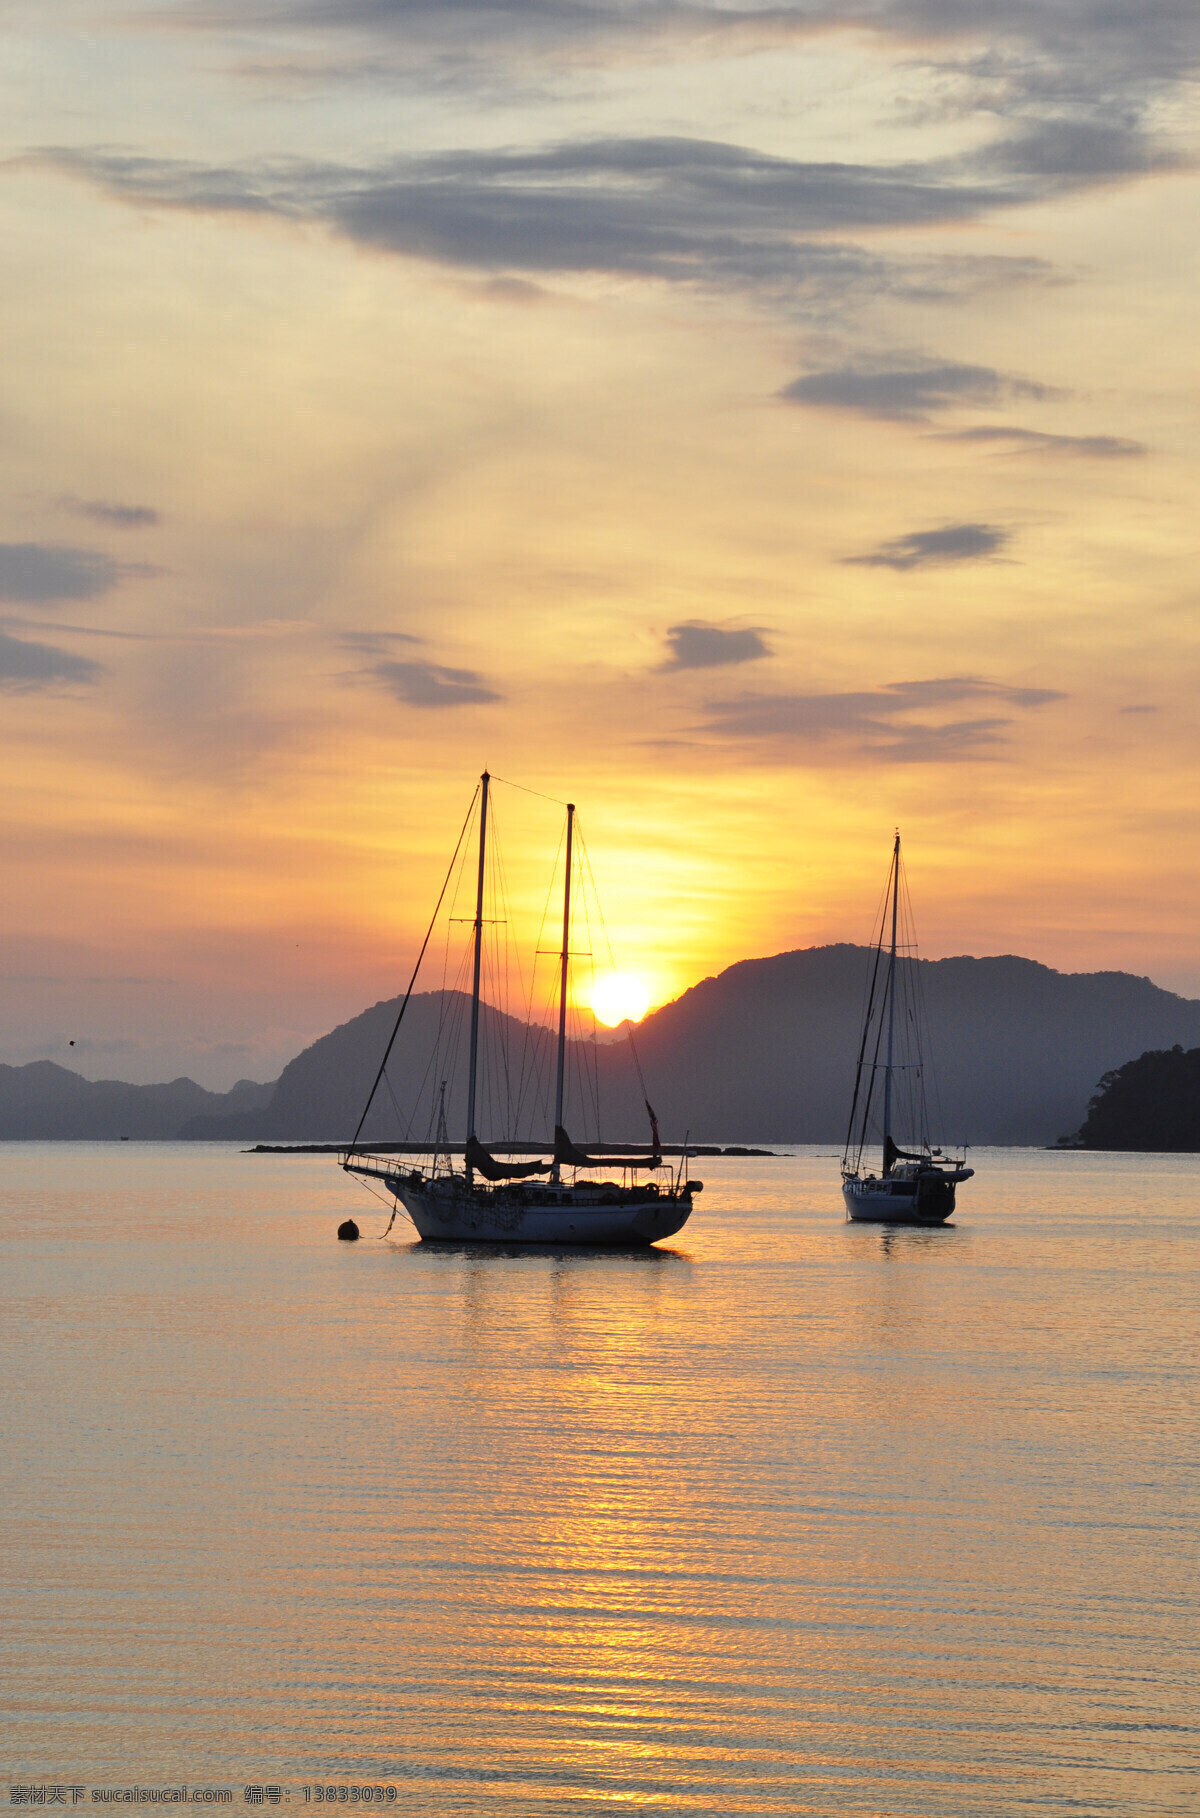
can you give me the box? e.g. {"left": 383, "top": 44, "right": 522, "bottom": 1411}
{"left": 554, "top": 1125, "right": 663, "bottom": 1170}
{"left": 883, "top": 1135, "right": 928, "bottom": 1175}
{"left": 465, "top": 1137, "right": 551, "bottom": 1181}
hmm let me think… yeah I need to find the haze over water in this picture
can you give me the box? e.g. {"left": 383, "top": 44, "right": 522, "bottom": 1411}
{"left": 2, "top": 1145, "right": 1196, "bottom": 1815}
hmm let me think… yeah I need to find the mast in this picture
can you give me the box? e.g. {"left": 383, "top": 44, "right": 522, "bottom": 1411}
{"left": 881, "top": 828, "right": 900, "bottom": 1170}
{"left": 551, "top": 802, "right": 575, "bottom": 1181}
{"left": 465, "top": 770, "right": 490, "bottom": 1179}
{"left": 434, "top": 1079, "right": 449, "bottom": 1175}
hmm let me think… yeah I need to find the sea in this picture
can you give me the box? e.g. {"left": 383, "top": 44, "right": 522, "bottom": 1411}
{"left": 1, "top": 1143, "right": 1196, "bottom": 1817}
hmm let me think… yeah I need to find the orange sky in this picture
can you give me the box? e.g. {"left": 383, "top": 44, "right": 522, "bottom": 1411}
{"left": 2, "top": 3, "right": 1200, "bottom": 1084}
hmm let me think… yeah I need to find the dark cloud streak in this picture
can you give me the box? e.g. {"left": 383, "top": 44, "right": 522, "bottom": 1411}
{"left": 0, "top": 542, "right": 124, "bottom": 603}
{"left": 781, "top": 359, "right": 1050, "bottom": 421}
{"left": 369, "top": 658, "right": 503, "bottom": 706}
{"left": 936, "top": 424, "right": 1147, "bottom": 456}
{"left": 61, "top": 497, "right": 162, "bottom": 528}
{"left": 190, "top": 0, "right": 1200, "bottom": 82}
{"left": 0, "top": 630, "right": 104, "bottom": 691}
{"left": 701, "top": 674, "right": 1062, "bottom": 762}
{"left": 38, "top": 140, "right": 1066, "bottom": 309}
{"left": 845, "top": 522, "right": 1009, "bottom": 568}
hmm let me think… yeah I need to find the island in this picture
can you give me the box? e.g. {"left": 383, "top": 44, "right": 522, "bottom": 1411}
{"left": 1069, "top": 1045, "right": 1200, "bottom": 1150}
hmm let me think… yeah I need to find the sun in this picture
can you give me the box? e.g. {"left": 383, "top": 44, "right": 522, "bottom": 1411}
{"left": 590, "top": 971, "right": 651, "bottom": 1028}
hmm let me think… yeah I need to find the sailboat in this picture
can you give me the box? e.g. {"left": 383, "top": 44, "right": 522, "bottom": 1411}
{"left": 340, "top": 772, "right": 699, "bottom": 1245}
{"left": 841, "top": 833, "right": 974, "bottom": 1225}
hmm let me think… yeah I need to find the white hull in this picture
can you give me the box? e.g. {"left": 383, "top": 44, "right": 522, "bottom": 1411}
{"left": 842, "top": 1166, "right": 972, "bottom": 1225}
{"left": 387, "top": 1173, "right": 694, "bottom": 1245}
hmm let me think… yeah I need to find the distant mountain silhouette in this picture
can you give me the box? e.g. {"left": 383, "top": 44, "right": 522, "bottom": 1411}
{"left": 0, "top": 1063, "right": 272, "bottom": 1140}
{"left": 1073, "top": 1045, "right": 1200, "bottom": 1150}
{"left": 8, "top": 947, "right": 1199, "bottom": 1143}
{"left": 177, "top": 945, "right": 1200, "bottom": 1146}
{"left": 179, "top": 993, "right": 541, "bottom": 1145}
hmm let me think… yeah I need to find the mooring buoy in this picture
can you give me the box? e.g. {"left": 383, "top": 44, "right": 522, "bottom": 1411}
{"left": 337, "top": 1219, "right": 360, "bottom": 1242}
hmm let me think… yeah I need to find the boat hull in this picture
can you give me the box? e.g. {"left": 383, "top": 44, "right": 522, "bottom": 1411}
{"left": 842, "top": 1168, "right": 969, "bottom": 1226}
{"left": 387, "top": 1174, "right": 694, "bottom": 1245}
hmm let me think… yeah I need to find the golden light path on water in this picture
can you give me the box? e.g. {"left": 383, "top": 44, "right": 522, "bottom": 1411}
{"left": 1, "top": 1145, "right": 1197, "bottom": 1815}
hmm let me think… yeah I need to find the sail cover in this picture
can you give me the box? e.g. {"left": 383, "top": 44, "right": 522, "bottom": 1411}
{"left": 465, "top": 1137, "right": 551, "bottom": 1181}
{"left": 883, "top": 1135, "right": 929, "bottom": 1175}
{"left": 554, "top": 1125, "right": 663, "bottom": 1170}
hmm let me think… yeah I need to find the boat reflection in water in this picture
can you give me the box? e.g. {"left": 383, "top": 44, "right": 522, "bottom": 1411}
{"left": 842, "top": 832, "right": 974, "bottom": 1225}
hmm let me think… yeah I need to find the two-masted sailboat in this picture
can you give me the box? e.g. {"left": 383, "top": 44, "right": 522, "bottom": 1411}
{"left": 841, "top": 833, "right": 974, "bottom": 1225}
{"left": 340, "top": 773, "right": 698, "bottom": 1245}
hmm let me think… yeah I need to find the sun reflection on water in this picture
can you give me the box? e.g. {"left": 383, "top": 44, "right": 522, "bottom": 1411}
{"left": 1, "top": 1146, "right": 1196, "bottom": 1815}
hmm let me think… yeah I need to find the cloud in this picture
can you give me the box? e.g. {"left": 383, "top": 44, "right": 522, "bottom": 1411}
{"left": 981, "top": 118, "right": 1176, "bottom": 182}
{"left": 173, "top": 0, "right": 1200, "bottom": 213}
{"left": 781, "top": 360, "right": 1050, "bottom": 422}
{"left": 184, "top": 0, "right": 1200, "bottom": 83}
{"left": 701, "top": 675, "right": 1063, "bottom": 762}
{"left": 935, "top": 424, "right": 1147, "bottom": 457}
{"left": 156, "top": 0, "right": 1200, "bottom": 257}
{"left": 338, "top": 629, "right": 422, "bottom": 656}
{"left": 61, "top": 497, "right": 162, "bottom": 528}
{"left": 845, "top": 522, "right": 1009, "bottom": 569}
{"left": 41, "top": 142, "right": 1038, "bottom": 312}
{"left": 369, "top": 658, "right": 502, "bottom": 706}
{"left": 0, "top": 542, "right": 124, "bottom": 603}
{"left": 660, "top": 621, "right": 772, "bottom": 671}
{"left": 0, "top": 630, "right": 104, "bottom": 692}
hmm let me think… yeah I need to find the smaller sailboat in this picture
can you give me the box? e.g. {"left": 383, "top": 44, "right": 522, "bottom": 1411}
{"left": 841, "top": 833, "right": 973, "bottom": 1225}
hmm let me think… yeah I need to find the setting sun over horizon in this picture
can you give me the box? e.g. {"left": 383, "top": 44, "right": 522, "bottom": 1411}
{"left": 590, "top": 972, "right": 653, "bottom": 1030}
{"left": 3, "top": 3, "right": 1200, "bottom": 1087}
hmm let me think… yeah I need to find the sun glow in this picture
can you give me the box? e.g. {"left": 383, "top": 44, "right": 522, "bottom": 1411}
{"left": 590, "top": 971, "right": 651, "bottom": 1028}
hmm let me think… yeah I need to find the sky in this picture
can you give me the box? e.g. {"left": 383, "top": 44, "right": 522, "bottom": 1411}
{"left": 2, "top": 0, "right": 1199, "bottom": 1086}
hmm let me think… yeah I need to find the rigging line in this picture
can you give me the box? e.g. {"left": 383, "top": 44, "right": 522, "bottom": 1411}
{"left": 589, "top": 1010, "right": 602, "bottom": 1147}
{"left": 575, "top": 840, "right": 604, "bottom": 1143}
{"left": 430, "top": 853, "right": 482, "bottom": 1138}
{"left": 410, "top": 981, "right": 459, "bottom": 1147}
{"left": 577, "top": 824, "right": 646, "bottom": 1145}
{"left": 576, "top": 823, "right": 619, "bottom": 972}
{"left": 488, "top": 773, "right": 568, "bottom": 809}
{"left": 862, "top": 875, "right": 896, "bottom": 1145}
{"left": 490, "top": 803, "right": 522, "bottom": 1139}
{"left": 847, "top": 855, "right": 893, "bottom": 1166}
{"left": 433, "top": 994, "right": 469, "bottom": 1152}
{"left": 348, "top": 1168, "right": 415, "bottom": 1235}
{"left": 846, "top": 925, "right": 888, "bottom": 1166}
{"left": 901, "top": 853, "right": 942, "bottom": 1148}
{"left": 348, "top": 785, "right": 479, "bottom": 1151}
{"left": 847, "top": 905, "right": 887, "bottom": 1163}
{"left": 384, "top": 1066, "right": 419, "bottom": 1146}
{"left": 514, "top": 819, "right": 566, "bottom": 1137}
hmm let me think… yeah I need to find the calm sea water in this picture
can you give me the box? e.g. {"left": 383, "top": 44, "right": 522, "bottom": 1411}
{"left": 1, "top": 1144, "right": 1197, "bottom": 1816}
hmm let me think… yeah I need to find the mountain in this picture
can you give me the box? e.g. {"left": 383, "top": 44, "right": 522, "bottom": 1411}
{"left": 600, "top": 946, "right": 1200, "bottom": 1144}
{"left": 1073, "top": 1046, "right": 1200, "bottom": 1150}
{"left": 0, "top": 1063, "right": 273, "bottom": 1140}
{"left": 177, "top": 946, "right": 1200, "bottom": 1146}
{"left": 179, "top": 993, "right": 537, "bottom": 1145}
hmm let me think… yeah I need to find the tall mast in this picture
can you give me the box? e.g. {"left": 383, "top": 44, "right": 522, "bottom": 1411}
{"left": 551, "top": 802, "right": 575, "bottom": 1180}
{"left": 465, "top": 770, "right": 490, "bottom": 1176}
{"left": 881, "top": 829, "right": 900, "bottom": 1168}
